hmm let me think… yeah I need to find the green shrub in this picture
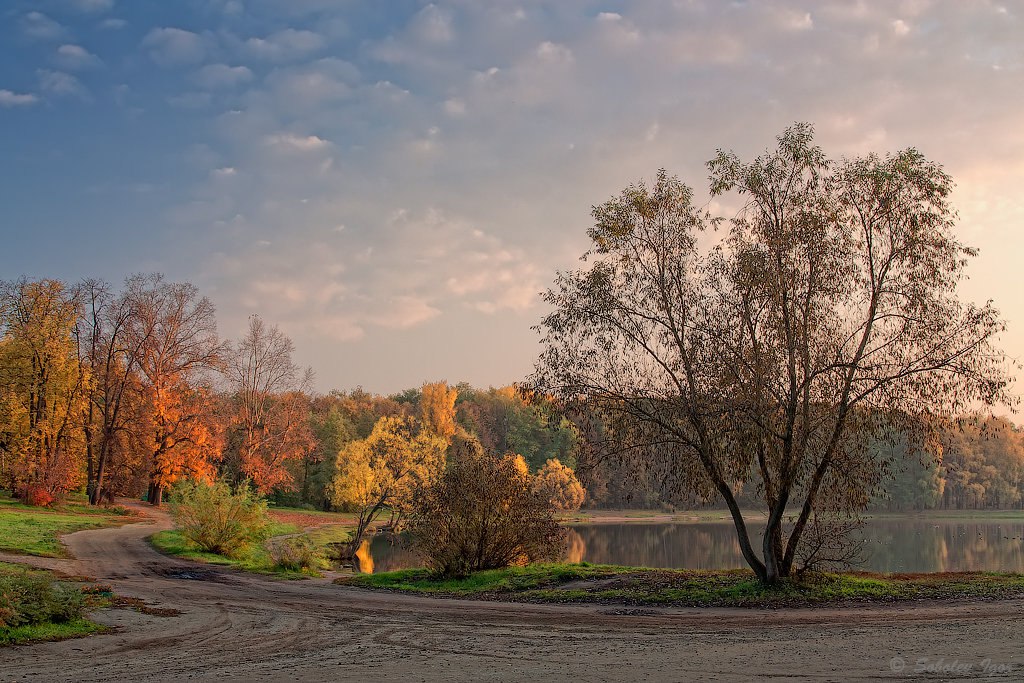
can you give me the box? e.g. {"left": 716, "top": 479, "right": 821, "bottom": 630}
{"left": 168, "top": 480, "right": 271, "bottom": 558}
{"left": 270, "top": 537, "right": 323, "bottom": 572}
{"left": 0, "top": 570, "right": 85, "bottom": 629}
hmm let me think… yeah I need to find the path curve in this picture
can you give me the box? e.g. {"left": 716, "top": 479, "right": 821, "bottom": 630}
{"left": 2, "top": 503, "right": 1021, "bottom": 682}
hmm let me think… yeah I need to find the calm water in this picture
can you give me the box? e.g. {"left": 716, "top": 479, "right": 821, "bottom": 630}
{"left": 358, "top": 519, "right": 1024, "bottom": 574}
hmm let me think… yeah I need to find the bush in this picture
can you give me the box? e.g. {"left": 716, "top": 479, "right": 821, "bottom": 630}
{"left": 270, "top": 537, "right": 323, "bottom": 572}
{"left": 0, "top": 569, "right": 85, "bottom": 629}
{"left": 407, "top": 435, "right": 565, "bottom": 578}
{"left": 533, "top": 458, "right": 586, "bottom": 511}
{"left": 168, "top": 480, "right": 271, "bottom": 558}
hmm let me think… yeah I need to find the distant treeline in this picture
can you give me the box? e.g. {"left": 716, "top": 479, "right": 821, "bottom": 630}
{"left": 578, "top": 414, "right": 1024, "bottom": 512}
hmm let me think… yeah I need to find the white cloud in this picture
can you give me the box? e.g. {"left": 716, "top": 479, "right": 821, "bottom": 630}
{"left": 37, "top": 70, "right": 88, "bottom": 99}
{"left": 411, "top": 4, "right": 454, "bottom": 44}
{"left": 892, "top": 19, "right": 911, "bottom": 36}
{"left": 56, "top": 44, "right": 102, "bottom": 70}
{"left": 535, "top": 41, "right": 574, "bottom": 64}
{"left": 21, "top": 12, "right": 64, "bottom": 40}
{"left": 142, "top": 28, "right": 206, "bottom": 66}
{"left": 0, "top": 90, "right": 38, "bottom": 107}
{"left": 261, "top": 59, "right": 358, "bottom": 110}
{"left": 265, "top": 132, "right": 331, "bottom": 151}
{"left": 369, "top": 296, "right": 441, "bottom": 329}
{"left": 242, "top": 29, "right": 325, "bottom": 62}
{"left": 192, "top": 64, "right": 253, "bottom": 89}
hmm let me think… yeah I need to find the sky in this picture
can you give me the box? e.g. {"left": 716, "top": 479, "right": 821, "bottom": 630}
{"left": 0, "top": 0, "right": 1021, "bottom": 396}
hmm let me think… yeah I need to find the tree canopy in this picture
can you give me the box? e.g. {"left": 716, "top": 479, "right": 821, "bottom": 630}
{"left": 530, "top": 123, "right": 1015, "bottom": 583}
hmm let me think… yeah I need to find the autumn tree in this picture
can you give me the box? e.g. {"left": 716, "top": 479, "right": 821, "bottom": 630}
{"left": 0, "top": 279, "right": 88, "bottom": 504}
{"left": 78, "top": 277, "right": 155, "bottom": 505}
{"left": 420, "top": 381, "right": 457, "bottom": 442}
{"left": 530, "top": 124, "right": 1014, "bottom": 583}
{"left": 533, "top": 458, "right": 586, "bottom": 511}
{"left": 128, "top": 275, "right": 224, "bottom": 505}
{"left": 224, "top": 316, "right": 314, "bottom": 494}
{"left": 330, "top": 415, "right": 446, "bottom": 556}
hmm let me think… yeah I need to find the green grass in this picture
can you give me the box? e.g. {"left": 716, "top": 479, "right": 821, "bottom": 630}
{"left": 0, "top": 494, "right": 138, "bottom": 557}
{"left": 335, "top": 563, "right": 1024, "bottom": 608}
{"left": 149, "top": 522, "right": 298, "bottom": 572}
{"left": 0, "top": 618, "right": 106, "bottom": 646}
{"left": 149, "top": 521, "right": 355, "bottom": 579}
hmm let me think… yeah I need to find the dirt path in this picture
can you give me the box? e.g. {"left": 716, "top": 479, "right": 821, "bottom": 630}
{"left": 1, "top": 504, "right": 1021, "bottom": 682}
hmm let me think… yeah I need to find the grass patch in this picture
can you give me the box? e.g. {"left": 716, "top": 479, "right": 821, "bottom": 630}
{"left": 335, "top": 563, "right": 1024, "bottom": 608}
{"left": 149, "top": 521, "right": 354, "bottom": 578}
{"left": 0, "top": 618, "right": 106, "bottom": 646}
{"left": 0, "top": 495, "right": 139, "bottom": 558}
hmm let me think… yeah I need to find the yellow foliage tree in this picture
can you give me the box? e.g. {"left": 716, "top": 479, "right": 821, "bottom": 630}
{"left": 330, "top": 415, "right": 446, "bottom": 558}
{"left": 533, "top": 458, "right": 586, "bottom": 511}
{"left": 419, "top": 381, "right": 457, "bottom": 442}
{"left": 0, "top": 279, "right": 89, "bottom": 505}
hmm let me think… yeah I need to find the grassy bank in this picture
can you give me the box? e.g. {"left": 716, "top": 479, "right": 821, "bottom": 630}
{"left": 149, "top": 521, "right": 354, "bottom": 578}
{"left": 0, "top": 494, "right": 139, "bottom": 557}
{"left": 335, "top": 563, "right": 1024, "bottom": 608}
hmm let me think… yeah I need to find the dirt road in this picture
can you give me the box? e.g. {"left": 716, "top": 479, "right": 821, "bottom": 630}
{"left": 2, "top": 506, "right": 1021, "bottom": 682}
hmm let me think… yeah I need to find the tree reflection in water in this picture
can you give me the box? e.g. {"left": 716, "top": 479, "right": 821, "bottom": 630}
{"left": 358, "top": 521, "right": 1024, "bottom": 573}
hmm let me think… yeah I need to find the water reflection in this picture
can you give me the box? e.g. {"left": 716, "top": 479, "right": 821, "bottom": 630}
{"left": 356, "top": 520, "right": 1024, "bottom": 574}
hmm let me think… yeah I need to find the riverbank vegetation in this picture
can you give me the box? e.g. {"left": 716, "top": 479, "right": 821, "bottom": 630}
{"left": 337, "top": 563, "right": 1024, "bottom": 608}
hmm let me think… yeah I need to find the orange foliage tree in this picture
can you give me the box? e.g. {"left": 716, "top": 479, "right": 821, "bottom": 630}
{"left": 128, "top": 275, "right": 224, "bottom": 505}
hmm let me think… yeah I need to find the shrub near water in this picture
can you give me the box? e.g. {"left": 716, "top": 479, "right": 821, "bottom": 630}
{"left": 168, "top": 480, "right": 271, "bottom": 558}
{"left": 407, "top": 435, "right": 564, "bottom": 578}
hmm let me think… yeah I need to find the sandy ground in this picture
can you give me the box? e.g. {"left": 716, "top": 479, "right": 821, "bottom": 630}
{"left": 1, "top": 504, "right": 1021, "bottom": 682}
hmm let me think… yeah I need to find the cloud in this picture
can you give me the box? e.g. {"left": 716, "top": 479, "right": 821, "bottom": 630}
{"left": 260, "top": 58, "right": 358, "bottom": 111}
{"left": 0, "top": 90, "right": 38, "bottom": 107}
{"left": 192, "top": 64, "right": 253, "bottom": 89}
{"left": 411, "top": 4, "right": 454, "bottom": 44}
{"left": 142, "top": 28, "right": 206, "bottom": 66}
{"left": 264, "top": 132, "right": 331, "bottom": 151}
{"left": 21, "top": 12, "right": 65, "bottom": 40}
{"left": 55, "top": 44, "right": 102, "bottom": 70}
{"left": 37, "top": 70, "right": 89, "bottom": 99}
{"left": 242, "top": 29, "right": 325, "bottom": 62}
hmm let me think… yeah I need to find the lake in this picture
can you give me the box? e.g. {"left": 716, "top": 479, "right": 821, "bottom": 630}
{"left": 356, "top": 518, "right": 1024, "bottom": 574}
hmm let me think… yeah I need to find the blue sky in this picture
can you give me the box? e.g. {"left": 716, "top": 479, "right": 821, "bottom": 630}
{"left": 1, "top": 1, "right": 1022, "bottom": 395}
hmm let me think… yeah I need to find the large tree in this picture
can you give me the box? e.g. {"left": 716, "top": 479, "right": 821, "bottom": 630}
{"left": 530, "top": 124, "right": 1014, "bottom": 583}
{"left": 0, "top": 278, "right": 88, "bottom": 504}
{"left": 225, "top": 315, "right": 314, "bottom": 494}
{"left": 78, "top": 277, "right": 153, "bottom": 505}
{"left": 129, "top": 275, "right": 224, "bottom": 505}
